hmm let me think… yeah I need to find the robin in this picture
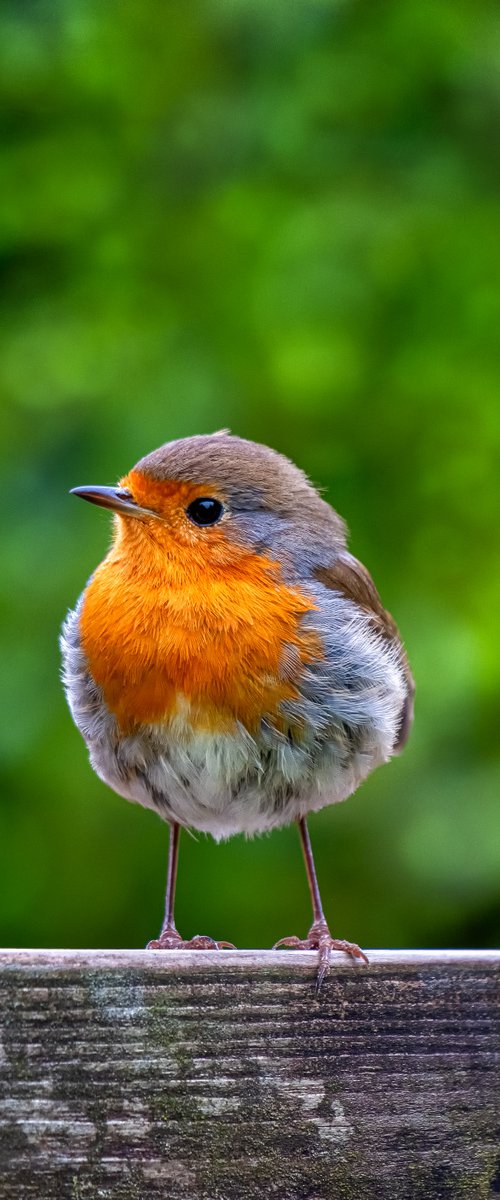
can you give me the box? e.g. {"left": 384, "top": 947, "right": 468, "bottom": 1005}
{"left": 62, "top": 432, "right": 414, "bottom": 988}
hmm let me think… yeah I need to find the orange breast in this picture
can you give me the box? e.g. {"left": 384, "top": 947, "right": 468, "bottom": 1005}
{"left": 79, "top": 519, "right": 320, "bottom": 735}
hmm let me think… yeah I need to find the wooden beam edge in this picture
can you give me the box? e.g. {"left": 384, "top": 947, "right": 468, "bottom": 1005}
{"left": 0, "top": 947, "right": 498, "bottom": 973}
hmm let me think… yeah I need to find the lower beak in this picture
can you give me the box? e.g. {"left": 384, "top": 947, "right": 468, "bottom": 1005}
{"left": 70, "top": 486, "right": 158, "bottom": 520}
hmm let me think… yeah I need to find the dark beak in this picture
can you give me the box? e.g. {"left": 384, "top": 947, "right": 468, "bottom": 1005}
{"left": 70, "top": 486, "right": 158, "bottom": 520}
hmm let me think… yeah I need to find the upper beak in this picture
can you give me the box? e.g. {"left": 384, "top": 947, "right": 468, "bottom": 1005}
{"left": 70, "top": 486, "right": 158, "bottom": 520}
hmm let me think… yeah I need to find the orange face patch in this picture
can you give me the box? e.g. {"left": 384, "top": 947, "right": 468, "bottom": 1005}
{"left": 79, "top": 471, "right": 321, "bottom": 734}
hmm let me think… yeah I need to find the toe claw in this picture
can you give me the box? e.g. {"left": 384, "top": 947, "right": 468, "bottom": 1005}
{"left": 188, "top": 935, "right": 218, "bottom": 950}
{"left": 146, "top": 931, "right": 236, "bottom": 951}
{"left": 315, "top": 945, "right": 331, "bottom": 996}
{"left": 273, "top": 922, "right": 368, "bottom": 992}
{"left": 273, "top": 935, "right": 304, "bottom": 950}
{"left": 189, "top": 935, "right": 236, "bottom": 950}
{"left": 329, "top": 938, "right": 369, "bottom": 964}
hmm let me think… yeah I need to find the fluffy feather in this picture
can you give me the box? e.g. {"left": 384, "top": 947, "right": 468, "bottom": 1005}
{"left": 61, "top": 433, "right": 413, "bottom": 838}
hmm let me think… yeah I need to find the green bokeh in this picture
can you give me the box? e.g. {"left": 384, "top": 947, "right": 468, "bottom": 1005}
{"left": 1, "top": 0, "right": 499, "bottom": 951}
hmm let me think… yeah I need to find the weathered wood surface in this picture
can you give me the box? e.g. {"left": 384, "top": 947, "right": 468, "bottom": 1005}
{"left": 0, "top": 950, "right": 498, "bottom": 1200}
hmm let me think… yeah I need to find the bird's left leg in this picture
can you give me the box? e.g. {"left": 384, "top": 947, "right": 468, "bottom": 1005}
{"left": 146, "top": 821, "right": 235, "bottom": 951}
{"left": 274, "top": 816, "right": 368, "bottom": 991}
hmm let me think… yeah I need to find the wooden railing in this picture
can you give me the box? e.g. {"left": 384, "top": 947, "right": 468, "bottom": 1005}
{"left": 0, "top": 949, "right": 498, "bottom": 1198}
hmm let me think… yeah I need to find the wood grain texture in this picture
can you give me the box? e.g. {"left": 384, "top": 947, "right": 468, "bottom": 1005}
{"left": 0, "top": 950, "right": 499, "bottom": 1200}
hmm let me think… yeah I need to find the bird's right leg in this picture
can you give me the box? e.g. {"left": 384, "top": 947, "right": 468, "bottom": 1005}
{"left": 146, "top": 821, "right": 235, "bottom": 951}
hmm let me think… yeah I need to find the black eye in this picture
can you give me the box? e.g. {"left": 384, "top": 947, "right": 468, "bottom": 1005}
{"left": 186, "top": 497, "right": 224, "bottom": 526}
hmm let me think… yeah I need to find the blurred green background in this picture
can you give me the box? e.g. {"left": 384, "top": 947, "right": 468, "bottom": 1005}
{"left": 1, "top": 0, "right": 499, "bottom": 953}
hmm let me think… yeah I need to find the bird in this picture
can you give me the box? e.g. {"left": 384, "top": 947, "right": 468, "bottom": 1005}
{"left": 61, "top": 432, "right": 414, "bottom": 989}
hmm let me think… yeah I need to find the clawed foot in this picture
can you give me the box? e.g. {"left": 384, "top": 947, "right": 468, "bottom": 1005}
{"left": 147, "top": 927, "right": 235, "bottom": 951}
{"left": 274, "top": 919, "right": 368, "bottom": 993}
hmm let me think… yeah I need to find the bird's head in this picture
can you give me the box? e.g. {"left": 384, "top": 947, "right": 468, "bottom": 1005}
{"left": 71, "top": 432, "right": 346, "bottom": 577}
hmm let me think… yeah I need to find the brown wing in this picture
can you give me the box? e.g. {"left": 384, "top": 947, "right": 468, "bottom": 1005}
{"left": 315, "top": 552, "right": 415, "bottom": 752}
